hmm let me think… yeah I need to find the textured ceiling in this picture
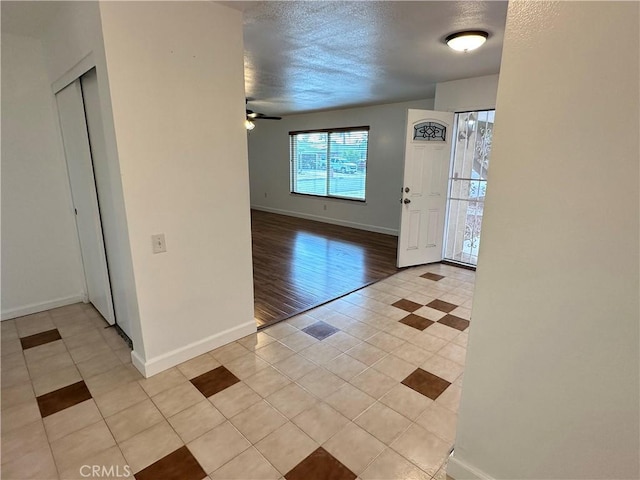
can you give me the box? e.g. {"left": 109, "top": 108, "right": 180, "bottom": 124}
{"left": 222, "top": 1, "right": 508, "bottom": 116}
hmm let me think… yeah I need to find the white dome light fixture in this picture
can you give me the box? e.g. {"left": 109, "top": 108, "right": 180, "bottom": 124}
{"left": 244, "top": 119, "right": 256, "bottom": 131}
{"left": 445, "top": 30, "right": 489, "bottom": 52}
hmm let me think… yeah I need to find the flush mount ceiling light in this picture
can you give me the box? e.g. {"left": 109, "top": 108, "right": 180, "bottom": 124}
{"left": 244, "top": 119, "right": 256, "bottom": 130}
{"left": 445, "top": 30, "right": 489, "bottom": 52}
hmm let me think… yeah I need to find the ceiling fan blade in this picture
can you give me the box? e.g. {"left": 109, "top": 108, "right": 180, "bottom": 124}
{"left": 254, "top": 115, "right": 282, "bottom": 120}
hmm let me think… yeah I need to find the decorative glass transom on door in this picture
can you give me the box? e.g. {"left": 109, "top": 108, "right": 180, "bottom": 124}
{"left": 444, "top": 110, "right": 494, "bottom": 266}
{"left": 413, "top": 121, "right": 446, "bottom": 141}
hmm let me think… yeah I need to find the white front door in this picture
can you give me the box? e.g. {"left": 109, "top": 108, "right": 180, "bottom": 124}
{"left": 397, "top": 109, "right": 454, "bottom": 268}
{"left": 56, "top": 80, "right": 115, "bottom": 324}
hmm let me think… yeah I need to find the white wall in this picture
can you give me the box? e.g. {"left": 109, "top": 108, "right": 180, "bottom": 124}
{"left": 40, "top": 1, "right": 143, "bottom": 350}
{"left": 434, "top": 74, "right": 499, "bottom": 112}
{"left": 1, "top": 32, "right": 85, "bottom": 319}
{"left": 248, "top": 99, "right": 434, "bottom": 235}
{"left": 449, "top": 2, "right": 639, "bottom": 479}
{"left": 99, "top": 1, "right": 255, "bottom": 375}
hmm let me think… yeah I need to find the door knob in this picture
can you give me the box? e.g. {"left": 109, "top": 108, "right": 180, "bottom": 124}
{"left": 403, "top": 198, "right": 411, "bottom": 204}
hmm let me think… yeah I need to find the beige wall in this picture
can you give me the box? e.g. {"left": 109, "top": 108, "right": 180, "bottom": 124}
{"left": 434, "top": 74, "right": 499, "bottom": 113}
{"left": 449, "top": 2, "right": 639, "bottom": 479}
{"left": 100, "top": 1, "right": 255, "bottom": 375}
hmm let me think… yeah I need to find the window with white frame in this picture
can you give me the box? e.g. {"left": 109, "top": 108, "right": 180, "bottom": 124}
{"left": 290, "top": 127, "right": 369, "bottom": 201}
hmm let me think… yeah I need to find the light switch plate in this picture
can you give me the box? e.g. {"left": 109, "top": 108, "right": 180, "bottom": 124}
{"left": 151, "top": 234, "right": 166, "bottom": 254}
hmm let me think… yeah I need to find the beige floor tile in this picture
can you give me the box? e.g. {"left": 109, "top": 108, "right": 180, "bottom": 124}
{"left": 392, "top": 343, "right": 434, "bottom": 366}
{"left": 266, "top": 383, "right": 318, "bottom": 418}
{"left": 50, "top": 421, "right": 116, "bottom": 474}
{"left": 76, "top": 350, "right": 122, "bottom": 379}
{"left": 366, "top": 332, "right": 405, "bottom": 352}
{"left": 105, "top": 398, "right": 164, "bottom": 443}
{"left": 360, "top": 447, "right": 430, "bottom": 480}
{"left": 176, "top": 353, "right": 221, "bottom": 379}
{"left": 296, "top": 368, "right": 346, "bottom": 399}
{"left": 298, "top": 342, "right": 341, "bottom": 365}
{"left": 209, "top": 381, "right": 261, "bottom": 418}
{"left": 113, "top": 347, "right": 134, "bottom": 365}
{"left": 324, "top": 422, "right": 385, "bottom": 475}
{"left": 1, "top": 399, "right": 41, "bottom": 434}
{"left": 43, "top": 399, "right": 102, "bottom": 442}
{"left": 285, "top": 313, "right": 318, "bottom": 330}
{"left": 237, "top": 332, "right": 277, "bottom": 351}
{"left": 421, "top": 355, "right": 464, "bottom": 383}
{"left": 273, "top": 354, "right": 316, "bottom": 380}
{"left": 255, "top": 342, "right": 296, "bottom": 364}
{"left": 380, "top": 384, "right": 433, "bottom": 421}
{"left": 94, "top": 381, "right": 149, "bottom": 417}
{"left": 324, "top": 354, "right": 368, "bottom": 381}
{"left": 1, "top": 419, "right": 49, "bottom": 464}
{"left": 3, "top": 352, "right": 27, "bottom": 371}
{"left": 354, "top": 402, "right": 412, "bottom": 445}
{"left": 341, "top": 321, "right": 379, "bottom": 341}
{"left": 69, "top": 338, "right": 111, "bottom": 363}
{"left": 1, "top": 443, "right": 58, "bottom": 480}
{"left": 56, "top": 320, "right": 94, "bottom": 340}
{"left": 23, "top": 339, "right": 67, "bottom": 364}
{"left": 1, "top": 382, "right": 35, "bottom": 411}
{"left": 58, "top": 445, "right": 128, "bottom": 480}
{"left": 187, "top": 421, "right": 251, "bottom": 474}
{"left": 434, "top": 385, "right": 462, "bottom": 413}
{"left": 244, "top": 366, "right": 291, "bottom": 398}
{"left": 414, "top": 306, "right": 447, "bottom": 321}
{"left": 450, "top": 307, "right": 471, "bottom": 320}
{"left": 292, "top": 402, "right": 349, "bottom": 444}
{"left": 168, "top": 400, "right": 225, "bottom": 443}
{"left": 452, "top": 331, "right": 469, "bottom": 348}
{"left": 437, "top": 343, "right": 467, "bottom": 365}
{"left": 15, "top": 316, "right": 55, "bottom": 337}
{"left": 230, "top": 400, "right": 287, "bottom": 443}
{"left": 425, "top": 323, "right": 460, "bottom": 341}
{"left": 210, "top": 342, "right": 250, "bottom": 364}
{"left": 350, "top": 368, "right": 398, "bottom": 399}
{"left": 416, "top": 403, "right": 458, "bottom": 443}
{"left": 407, "top": 332, "right": 448, "bottom": 353}
{"left": 1, "top": 338, "right": 23, "bottom": 357}
{"left": 32, "top": 365, "right": 82, "bottom": 396}
{"left": 255, "top": 422, "right": 318, "bottom": 475}
{"left": 151, "top": 381, "right": 203, "bottom": 417}
{"left": 100, "top": 327, "right": 129, "bottom": 351}
{"left": 372, "top": 354, "right": 416, "bottom": 381}
{"left": 346, "top": 342, "right": 387, "bottom": 366}
{"left": 84, "top": 364, "right": 138, "bottom": 397}
{"left": 277, "top": 331, "right": 318, "bottom": 352}
{"left": 119, "top": 421, "right": 183, "bottom": 473}
{"left": 210, "top": 447, "right": 280, "bottom": 480}
{"left": 323, "top": 331, "right": 361, "bottom": 352}
{"left": 325, "top": 384, "right": 376, "bottom": 420}
{"left": 263, "top": 322, "right": 298, "bottom": 340}
{"left": 383, "top": 322, "right": 422, "bottom": 342}
{"left": 137, "top": 367, "right": 185, "bottom": 397}
{"left": 62, "top": 329, "right": 103, "bottom": 351}
{"left": 26, "top": 351, "right": 75, "bottom": 378}
{"left": 391, "top": 424, "right": 451, "bottom": 476}
{"left": 225, "top": 352, "right": 270, "bottom": 379}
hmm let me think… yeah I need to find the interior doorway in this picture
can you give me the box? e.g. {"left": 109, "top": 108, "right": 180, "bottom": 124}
{"left": 443, "top": 110, "right": 495, "bottom": 267}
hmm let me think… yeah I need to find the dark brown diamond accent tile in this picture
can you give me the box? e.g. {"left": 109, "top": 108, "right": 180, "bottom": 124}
{"left": 426, "top": 299, "right": 457, "bottom": 313}
{"left": 438, "top": 314, "right": 470, "bottom": 331}
{"left": 399, "top": 314, "right": 434, "bottom": 331}
{"left": 285, "top": 447, "right": 356, "bottom": 480}
{"left": 401, "top": 368, "right": 451, "bottom": 400}
{"left": 392, "top": 299, "right": 423, "bottom": 313}
{"left": 135, "top": 446, "right": 206, "bottom": 480}
{"left": 190, "top": 365, "right": 240, "bottom": 397}
{"left": 421, "top": 272, "right": 445, "bottom": 281}
{"left": 20, "top": 328, "right": 62, "bottom": 350}
{"left": 37, "top": 380, "right": 92, "bottom": 417}
{"left": 302, "top": 321, "right": 339, "bottom": 341}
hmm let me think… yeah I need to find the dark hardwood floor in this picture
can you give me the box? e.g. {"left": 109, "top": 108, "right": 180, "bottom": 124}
{"left": 251, "top": 210, "right": 400, "bottom": 328}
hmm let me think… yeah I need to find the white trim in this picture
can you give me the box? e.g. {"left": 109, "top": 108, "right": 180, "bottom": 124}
{"left": 447, "top": 454, "right": 495, "bottom": 480}
{"left": 1, "top": 294, "right": 86, "bottom": 321}
{"left": 251, "top": 205, "right": 399, "bottom": 236}
{"left": 52, "top": 52, "right": 96, "bottom": 94}
{"left": 131, "top": 320, "right": 257, "bottom": 378}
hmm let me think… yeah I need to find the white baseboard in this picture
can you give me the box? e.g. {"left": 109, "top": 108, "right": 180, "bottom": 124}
{"left": 1, "top": 294, "right": 86, "bottom": 321}
{"left": 251, "top": 205, "right": 399, "bottom": 236}
{"left": 131, "top": 320, "right": 257, "bottom": 378}
{"left": 447, "top": 454, "right": 495, "bottom": 480}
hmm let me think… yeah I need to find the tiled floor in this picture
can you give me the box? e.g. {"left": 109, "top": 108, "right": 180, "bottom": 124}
{"left": 1, "top": 263, "right": 472, "bottom": 479}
